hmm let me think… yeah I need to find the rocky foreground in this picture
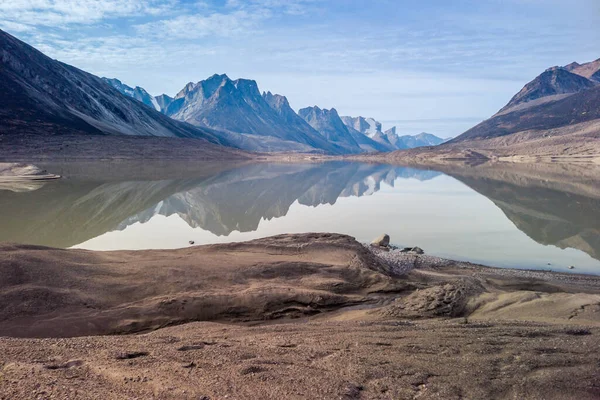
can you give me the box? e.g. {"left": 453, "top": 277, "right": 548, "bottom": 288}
{"left": 1, "top": 233, "right": 600, "bottom": 399}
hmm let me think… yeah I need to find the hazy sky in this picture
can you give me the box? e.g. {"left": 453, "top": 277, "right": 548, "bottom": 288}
{"left": 1, "top": 0, "right": 598, "bottom": 137}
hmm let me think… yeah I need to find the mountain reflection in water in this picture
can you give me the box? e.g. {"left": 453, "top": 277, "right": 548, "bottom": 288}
{"left": 0, "top": 161, "right": 598, "bottom": 272}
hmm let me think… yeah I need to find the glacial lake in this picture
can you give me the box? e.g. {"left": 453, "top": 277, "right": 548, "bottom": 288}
{"left": 1, "top": 161, "right": 598, "bottom": 274}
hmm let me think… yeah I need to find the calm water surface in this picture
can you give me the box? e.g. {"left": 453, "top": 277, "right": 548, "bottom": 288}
{"left": 1, "top": 162, "right": 598, "bottom": 274}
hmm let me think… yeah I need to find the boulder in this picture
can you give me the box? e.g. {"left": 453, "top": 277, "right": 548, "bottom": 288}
{"left": 400, "top": 246, "right": 424, "bottom": 254}
{"left": 371, "top": 234, "right": 390, "bottom": 247}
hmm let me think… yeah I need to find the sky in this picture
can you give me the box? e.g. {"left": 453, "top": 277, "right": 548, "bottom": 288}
{"left": 1, "top": 0, "right": 599, "bottom": 138}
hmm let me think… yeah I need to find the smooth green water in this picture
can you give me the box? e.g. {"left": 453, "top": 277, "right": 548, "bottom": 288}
{"left": 0, "top": 161, "right": 598, "bottom": 274}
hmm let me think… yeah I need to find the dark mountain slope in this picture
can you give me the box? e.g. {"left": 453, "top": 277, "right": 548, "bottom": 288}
{"left": 0, "top": 29, "right": 231, "bottom": 147}
{"left": 452, "top": 85, "right": 600, "bottom": 143}
{"left": 499, "top": 68, "right": 596, "bottom": 113}
{"left": 565, "top": 58, "right": 600, "bottom": 80}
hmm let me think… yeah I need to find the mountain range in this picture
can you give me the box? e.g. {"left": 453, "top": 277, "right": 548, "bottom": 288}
{"left": 342, "top": 117, "right": 446, "bottom": 149}
{"left": 1, "top": 28, "right": 598, "bottom": 160}
{"left": 1, "top": 28, "right": 400, "bottom": 155}
{"left": 103, "top": 75, "right": 446, "bottom": 154}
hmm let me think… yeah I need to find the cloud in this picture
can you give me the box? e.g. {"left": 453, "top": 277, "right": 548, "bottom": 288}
{"left": 135, "top": 10, "right": 264, "bottom": 39}
{"left": 134, "top": 0, "right": 318, "bottom": 39}
{"left": 0, "top": 0, "right": 177, "bottom": 27}
{"left": 0, "top": 20, "right": 36, "bottom": 33}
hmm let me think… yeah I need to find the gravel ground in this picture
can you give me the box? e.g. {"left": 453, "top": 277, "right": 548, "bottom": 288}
{"left": 365, "top": 245, "right": 474, "bottom": 275}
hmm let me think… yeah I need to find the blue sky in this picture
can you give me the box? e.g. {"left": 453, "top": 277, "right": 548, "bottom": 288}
{"left": 1, "top": 0, "right": 598, "bottom": 137}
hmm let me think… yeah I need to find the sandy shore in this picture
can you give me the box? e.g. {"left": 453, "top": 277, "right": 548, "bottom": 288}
{"left": 1, "top": 233, "right": 600, "bottom": 399}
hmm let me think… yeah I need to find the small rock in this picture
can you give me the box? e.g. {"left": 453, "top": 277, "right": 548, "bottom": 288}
{"left": 115, "top": 351, "right": 149, "bottom": 360}
{"left": 182, "top": 362, "right": 197, "bottom": 369}
{"left": 189, "top": 240, "right": 195, "bottom": 245}
{"left": 371, "top": 234, "right": 390, "bottom": 247}
{"left": 239, "top": 365, "right": 265, "bottom": 375}
{"left": 343, "top": 383, "right": 364, "bottom": 399}
{"left": 411, "top": 246, "right": 424, "bottom": 255}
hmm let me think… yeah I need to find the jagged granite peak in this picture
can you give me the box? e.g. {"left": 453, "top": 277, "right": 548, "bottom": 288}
{"left": 398, "top": 132, "right": 445, "bottom": 148}
{"left": 297, "top": 106, "right": 365, "bottom": 153}
{"left": 384, "top": 126, "right": 397, "bottom": 136}
{"left": 202, "top": 73, "right": 231, "bottom": 97}
{"left": 500, "top": 68, "right": 596, "bottom": 113}
{"left": 175, "top": 81, "right": 200, "bottom": 99}
{"left": 155, "top": 94, "right": 173, "bottom": 111}
{"left": 341, "top": 116, "right": 382, "bottom": 138}
{"left": 339, "top": 115, "right": 396, "bottom": 151}
{"left": 233, "top": 78, "right": 261, "bottom": 95}
{"left": 381, "top": 127, "right": 444, "bottom": 149}
{"left": 262, "top": 91, "right": 290, "bottom": 111}
{"left": 383, "top": 127, "right": 405, "bottom": 149}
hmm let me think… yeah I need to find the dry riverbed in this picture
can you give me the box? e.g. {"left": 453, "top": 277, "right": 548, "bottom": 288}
{"left": 1, "top": 233, "right": 600, "bottom": 399}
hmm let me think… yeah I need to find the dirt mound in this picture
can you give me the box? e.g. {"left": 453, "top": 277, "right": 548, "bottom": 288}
{"left": 0, "top": 233, "right": 400, "bottom": 338}
{"left": 379, "top": 278, "right": 486, "bottom": 319}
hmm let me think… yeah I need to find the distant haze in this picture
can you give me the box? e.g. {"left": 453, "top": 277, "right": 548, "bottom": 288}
{"left": 1, "top": 0, "right": 598, "bottom": 138}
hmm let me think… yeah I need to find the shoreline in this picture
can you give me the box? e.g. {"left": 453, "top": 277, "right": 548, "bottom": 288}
{"left": 2, "top": 134, "right": 599, "bottom": 166}
{"left": 1, "top": 233, "right": 599, "bottom": 339}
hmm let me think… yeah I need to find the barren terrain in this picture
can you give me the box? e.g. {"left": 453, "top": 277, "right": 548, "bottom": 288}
{"left": 1, "top": 233, "right": 600, "bottom": 399}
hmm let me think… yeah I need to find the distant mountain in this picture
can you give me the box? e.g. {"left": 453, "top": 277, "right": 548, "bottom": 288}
{"left": 101, "top": 78, "right": 161, "bottom": 111}
{"left": 298, "top": 107, "right": 364, "bottom": 153}
{"left": 398, "top": 132, "right": 446, "bottom": 148}
{"left": 341, "top": 117, "right": 445, "bottom": 150}
{"left": 155, "top": 94, "right": 174, "bottom": 112}
{"left": 341, "top": 116, "right": 381, "bottom": 138}
{"left": 343, "top": 116, "right": 396, "bottom": 150}
{"left": 347, "top": 128, "right": 395, "bottom": 152}
{"left": 451, "top": 60, "right": 600, "bottom": 144}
